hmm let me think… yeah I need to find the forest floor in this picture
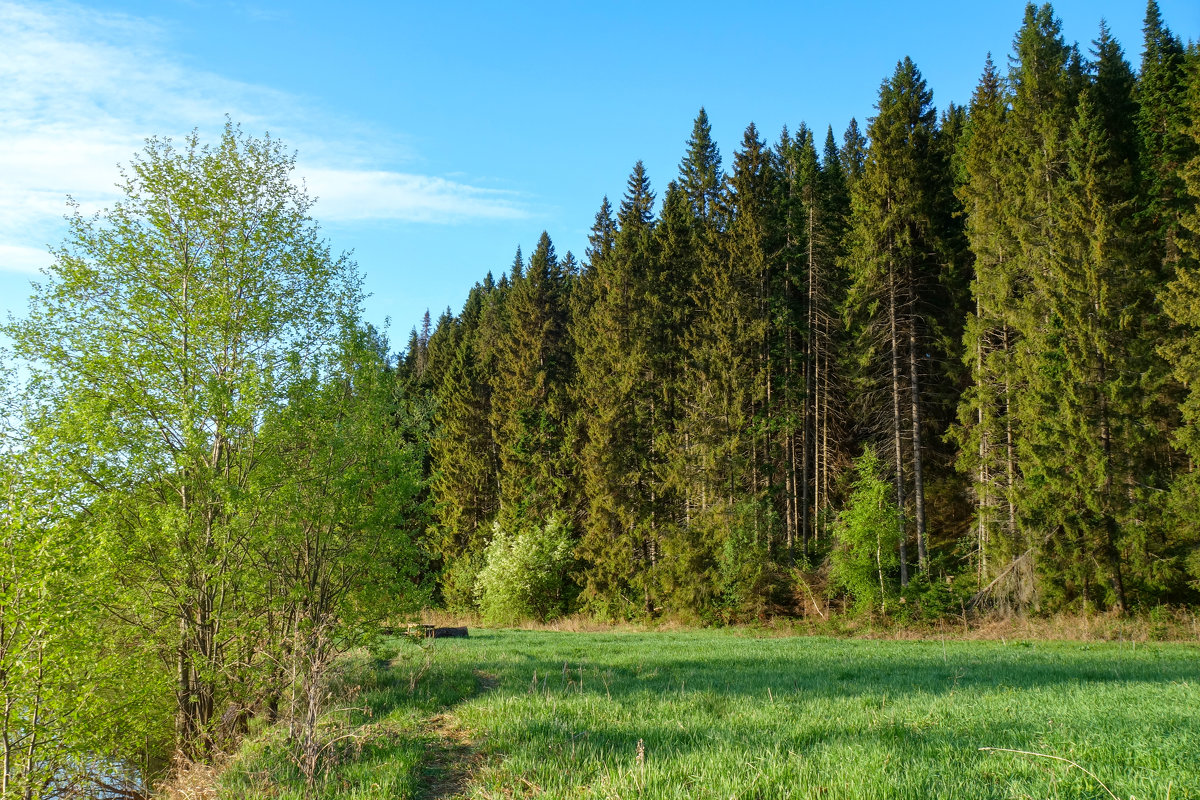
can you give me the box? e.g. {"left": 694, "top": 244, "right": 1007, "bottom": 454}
{"left": 215, "top": 627, "right": 1200, "bottom": 799}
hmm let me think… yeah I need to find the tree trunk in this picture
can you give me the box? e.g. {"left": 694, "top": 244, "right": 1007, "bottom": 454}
{"left": 890, "top": 266, "right": 909, "bottom": 586}
{"left": 909, "top": 322, "right": 927, "bottom": 573}
{"left": 1097, "top": 360, "right": 1127, "bottom": 614}
{"left": 808, "top": 200, "right": 819, "bottom": 542}
{"left": 820, "top": 311, "right": 831, "bottom": 539}
{"left": 1003, "top": 326, "right": 1017, "bottom": 548}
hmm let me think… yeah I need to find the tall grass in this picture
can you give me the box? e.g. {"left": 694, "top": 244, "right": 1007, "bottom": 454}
{"left": 216, "top": 629, "right": 1199, "bottom": 799}
{"left": 214, "top": 641, "right": 480, "bottom": 799}
{"left": 453, "top": 630, "right": 1198, "bottom": 799}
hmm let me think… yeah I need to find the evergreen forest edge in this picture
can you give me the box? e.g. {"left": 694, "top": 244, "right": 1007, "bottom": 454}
{"left": 3, "top": 0, "right": 1200, "bottom": 794}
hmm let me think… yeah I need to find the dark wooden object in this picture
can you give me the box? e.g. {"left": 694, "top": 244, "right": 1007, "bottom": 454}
{"left": 394, "top": 623, "right": 469, "bottom": 639}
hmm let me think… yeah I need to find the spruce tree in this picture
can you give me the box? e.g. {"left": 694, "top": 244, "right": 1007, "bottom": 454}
{"left": 1004, "top": 3, "right": 1086, "bottom": 602}
{"left": 815, "top": 126, "right": 853, "bottom": 541}
{"left": 1022, "top": 27, "right": 1166, "bottom": 609}
{"left": 776, "top": 125, "right": 849, "bottom": 560}
{"left": 428, "top": 281, "right": 501, "bottom": 605}
{"left": 844, "top": 56, "right": 946, "bottom": 582}
{"left": 668, "top": 124, "right": 783, "bottom": 611}
{"left": 655, "top": 181, "right": 714, "bottom": 612}
{"left": 840, "top": 118, "right": 868, "bottom": 192}
{"left": 490, "top": 232, "right": 573, "bottom": 519}
{"left": 954, "top": 54, "right": 1021, "bottom": 581}
{"left": 1136, "top": 0, "right": 1194, "bottom": 274}
{"left": 955, "top": 3, "right": 1080, "bottom": 607}
{"left": 680, "top": 107, "right": 725, "bottom": 227}
{"left": 1158, "top": 38, "right": 1200, "bottom": 598}
{"left": 573, "top": 164, "right": 663, "bottom": 614}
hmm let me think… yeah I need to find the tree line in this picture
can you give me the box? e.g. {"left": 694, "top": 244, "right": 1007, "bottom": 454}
{"left": 414, "top": 1, "right": 1200, "bottom": 621}
{"left": 1, "top": 0, "right": 1198, "bottom": 793}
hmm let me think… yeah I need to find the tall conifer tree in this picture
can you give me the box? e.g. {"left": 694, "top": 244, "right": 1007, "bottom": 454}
{"left": 1021, "top": 28, "right": 1165, "bottom": 611}
{"left": 490, "top": 233, "right": 573, "bottom": 519}
{"left": 574, "top": 165, "right": 664, "bottom": 614}
{"left": 955, "top": 54, "right": 1021, "bottom": 581}
{"left": 844, "top": 57, "right": 947, "bottom": 582}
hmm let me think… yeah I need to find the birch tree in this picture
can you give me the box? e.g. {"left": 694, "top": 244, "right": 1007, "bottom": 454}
{"left": 5, "top": 122, "right": 361, "bottom": 760}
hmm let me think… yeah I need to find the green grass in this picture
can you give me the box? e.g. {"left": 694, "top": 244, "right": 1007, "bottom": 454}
{"left": 222, "top": 630, "right": 1200, "bottom": 799}
{"left": 217, "top": 642, "right": 480, "bottom": 799}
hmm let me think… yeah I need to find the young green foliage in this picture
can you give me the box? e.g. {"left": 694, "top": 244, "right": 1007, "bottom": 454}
{"left": 474, "top": 513, "right": 574, "bottom": 625}
{"left": 4, "top": 122, "right": 363, "bottom": 760}
{"left": 831, "top": 447, "right": 902, "bottom": 613}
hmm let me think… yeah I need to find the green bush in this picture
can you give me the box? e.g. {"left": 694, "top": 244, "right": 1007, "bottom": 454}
{"left": 474, "top": 512, "right": 574, "bottom": 625}
{"left": 830, "top": 447, "right": 902, "bottom": 613}
{"left": 898, "top": 570, "right": 965, "bottom": 621}
{"left": 716, "top": 501, "right": 777, "bottom": 621}
{"left": 440, "top": 551, "right": 484, "bottom": 613}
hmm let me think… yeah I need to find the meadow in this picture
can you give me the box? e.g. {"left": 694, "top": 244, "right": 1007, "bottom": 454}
{"left": 218, "top": 629, "right": 1200, "bottom": 799}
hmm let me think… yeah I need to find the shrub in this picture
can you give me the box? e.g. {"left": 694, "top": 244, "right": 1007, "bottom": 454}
{"left": 716, "top": 501, "right": 777, "bottom": 621}
{"left": 474, "top": 513, "right": 574, "bottom": 625}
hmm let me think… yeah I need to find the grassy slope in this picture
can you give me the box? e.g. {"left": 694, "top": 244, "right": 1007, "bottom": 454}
{"left": 221, "top": 630, "right": 1200, "bottom": 799}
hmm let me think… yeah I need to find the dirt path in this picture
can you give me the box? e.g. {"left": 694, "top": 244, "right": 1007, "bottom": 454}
{"left": 418, "top": 671, "right": 499, "bottom": 799}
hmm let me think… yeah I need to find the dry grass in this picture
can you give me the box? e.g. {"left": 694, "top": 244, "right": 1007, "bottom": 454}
{"left": 406, "top": 605, "right": 1200, "bottom": 643}
{"left": 411, "top": 608, "right": 656, "bottom": 634}
{"left": 155, "top": 756, "right": 224, "bottom": 800}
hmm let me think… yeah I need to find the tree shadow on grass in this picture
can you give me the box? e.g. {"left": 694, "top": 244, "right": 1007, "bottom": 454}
{"left": 462, "top": 629, "right": 1200, "bottom": 702}
{"left": 482, "top": 711, "right": 1193, "bottom": 800}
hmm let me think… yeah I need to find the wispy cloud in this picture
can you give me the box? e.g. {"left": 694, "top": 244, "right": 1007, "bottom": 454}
{"left": 0, "top": 0, "right": 527, "bottom": 275}
{"left": 0, "top": 245, "right": 53, "bottom": 275}
{"left": 302, "top": 169, "right": 527, "bottom": 224}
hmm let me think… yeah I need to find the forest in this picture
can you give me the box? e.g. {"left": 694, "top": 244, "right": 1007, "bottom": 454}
{"left": 415, "top": 0, "right": 1200, "bottom": 622}
{"left": 1, "top": 0, "right": 1198, "bottom": 796}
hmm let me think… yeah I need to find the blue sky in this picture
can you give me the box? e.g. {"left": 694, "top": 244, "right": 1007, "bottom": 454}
{"left": 2, "top": 0, "right": 1197, "bottom": 346}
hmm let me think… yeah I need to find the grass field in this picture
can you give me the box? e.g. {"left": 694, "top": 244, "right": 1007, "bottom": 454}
{"left": 219, "top": 629, "right": 1200, "bottom": 799}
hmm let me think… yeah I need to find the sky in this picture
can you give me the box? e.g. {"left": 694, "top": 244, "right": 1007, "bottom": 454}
{"left": 2, "top": 0, "right": 1197, "bottom": 348}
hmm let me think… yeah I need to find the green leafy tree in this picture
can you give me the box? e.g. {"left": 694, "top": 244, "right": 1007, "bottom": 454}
{"left": 0, "top": 437, "right": 171, "bottom": 797}
{"left": 3, "top": 122, "right": 362, "bottom": 760}
{"left": 253, "top": 323, "right": 429, "bottom": 783}
{"left": 831, "top": 448, "right": 902, "bottom": 613}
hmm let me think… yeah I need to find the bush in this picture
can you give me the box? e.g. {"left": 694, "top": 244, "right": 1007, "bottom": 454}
{"left": 716, "top": 501, "right": 778, "bottom": 621}
{"left": 440, "top": 552, "right": 484, "bottom": 613}
{"left": 474, "top": 512, "right": 574, "bottom": 625}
